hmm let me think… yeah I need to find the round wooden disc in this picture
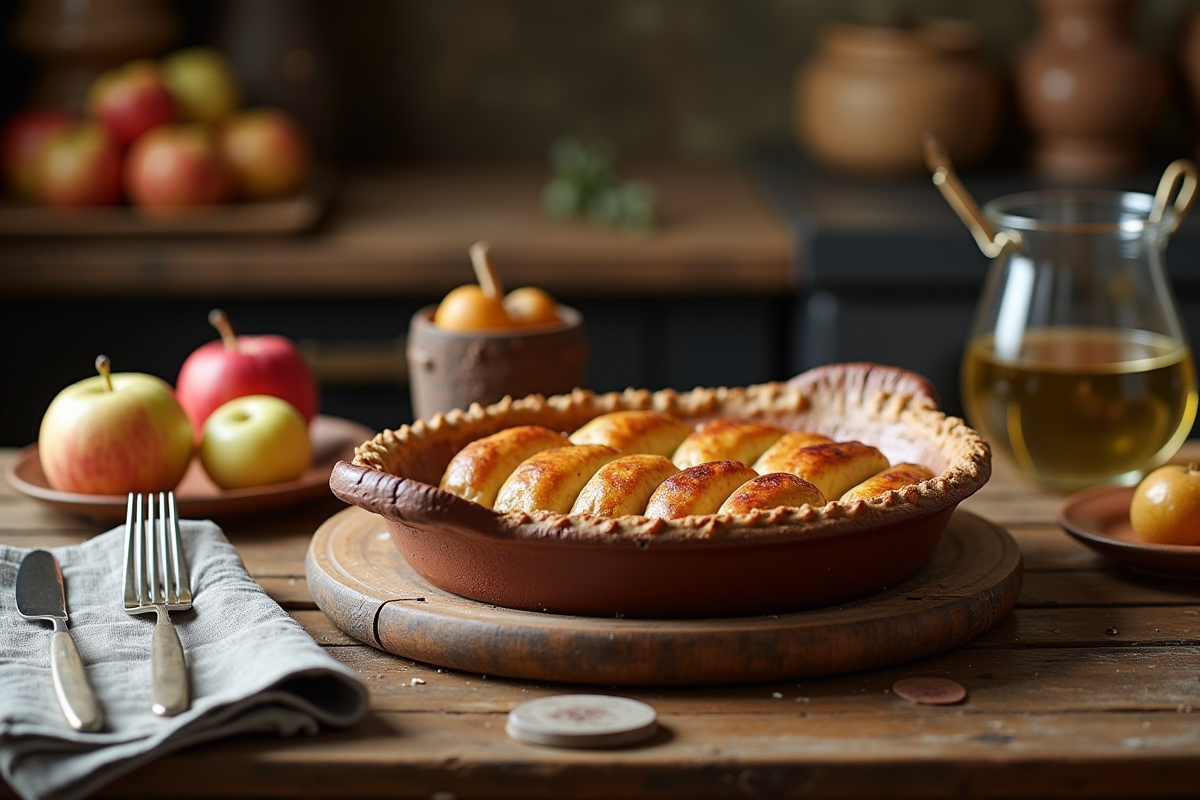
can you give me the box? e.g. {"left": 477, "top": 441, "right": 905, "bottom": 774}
{"left": 306, "top": 506, "right": 1022, "bottom": 685}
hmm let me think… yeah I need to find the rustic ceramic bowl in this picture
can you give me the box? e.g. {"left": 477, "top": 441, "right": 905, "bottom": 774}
{"left": 405, "top": 304, "right": 589, "bottom": 421}
{"left": 330, "top": 363, "right": 992, "bottom": 618}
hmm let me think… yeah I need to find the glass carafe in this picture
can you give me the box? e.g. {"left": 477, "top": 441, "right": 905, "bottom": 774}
{"left": 930, "top": 143, "right": 1198, "bottom": 490}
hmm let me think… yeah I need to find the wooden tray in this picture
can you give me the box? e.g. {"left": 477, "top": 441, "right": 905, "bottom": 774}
{"left": 0, "top": 168, "right": 333, "bottom": 237}
{"left": 306, "top": 506, "right": 1023, "bottom": 685}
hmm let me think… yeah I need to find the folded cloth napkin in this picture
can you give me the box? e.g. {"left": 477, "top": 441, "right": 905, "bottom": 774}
{"left": 0, "top": 519, "right": 369, "bottom": 800}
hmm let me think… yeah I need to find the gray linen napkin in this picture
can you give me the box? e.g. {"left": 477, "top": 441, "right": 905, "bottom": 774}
{"left": 0, "top": 519, "right": 368, "bottom": 800}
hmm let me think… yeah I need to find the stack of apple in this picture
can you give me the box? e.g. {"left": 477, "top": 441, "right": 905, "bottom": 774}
{"left": 39, "top": 310, "right": 319, "bottom": 496}
{"left": 0, "top": 47, "right": 310, "bottom": 212}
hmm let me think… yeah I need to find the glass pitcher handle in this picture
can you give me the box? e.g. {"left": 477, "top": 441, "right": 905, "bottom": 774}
{"left": 923, "top": 134, "right": 1022, "bottom": 259}
{"left": 1149, "top": 159, "right": 1198, "bottom": 234}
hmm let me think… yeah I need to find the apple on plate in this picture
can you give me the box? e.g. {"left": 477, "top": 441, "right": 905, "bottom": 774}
{"left": 39, "top": 355, "right": 194, "bottom": 495}
{"left": 124, "top": 123, "right": 232, "bottom": 212}
{"left": 176, "top": 309, "right": 318, "bottom": 440}
{"left": 219, "top": 108, "right": 310, "bottom": 200}
{"left": 199, "top": 394, "right": 312, "bottom": 490}
{"left": 88, "top": 59, "right": 176, "bottom": 148}
{"left": 35, "top": 122, "right": 123, "bottom": 207}
{"left": 1, "top": 108, "right": 73, "bottom": 199}
{"left": 161, "top": 47, "right": 241, "bottom": 125}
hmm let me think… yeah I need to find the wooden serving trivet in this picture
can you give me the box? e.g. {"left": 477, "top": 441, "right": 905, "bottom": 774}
{"left": 306, "top": 506, "right": 1022, "bottom": 685}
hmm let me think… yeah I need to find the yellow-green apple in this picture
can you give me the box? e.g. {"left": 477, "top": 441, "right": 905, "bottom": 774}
{"left": 39, "top": 355, "right": 194, "bottom": 495}
{"left": 1130, "top": 463, "right": 1200, "bottom": 545}
{"left": 1, "top": 108, "right": 73, "bottom": 199}
{"left": 88, "top": 59, "right": 176, "bottom": 148}
{"left": 124, "top": 123, "right": 232, "bottom": 212}
{"left": 161, "top": 47, "right": 241, "bottom": 125}
{"left": 35, "top": 122, "right": 123, "bottom": 206}
{"left": 199, "top": 395, "right": 312, "bottom": 489}
{"left": 219, "top": 108, "right": 310, "bottom": 199}
{"left": 176, "top": 309, "right": 318, "bottom": 441}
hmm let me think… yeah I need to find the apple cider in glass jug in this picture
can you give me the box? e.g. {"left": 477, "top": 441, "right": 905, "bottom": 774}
{"left": 929, "top": 141, "right": 1198, "bottom": 490}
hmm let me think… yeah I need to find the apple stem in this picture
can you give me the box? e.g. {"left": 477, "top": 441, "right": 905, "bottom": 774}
{"left": 95, "top": 355, "right": 113, "bottom": 392}
{"left": 468, "top": 240, "right": 504, "bottom": 300}
{"left": 1188, "top": 463, "right": 1200, "bottom": 475}
{"left": 209, "top": 308, "right": 238, "bottom": 350}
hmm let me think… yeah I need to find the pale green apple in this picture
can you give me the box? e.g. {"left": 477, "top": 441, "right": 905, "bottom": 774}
{"left": 200, "top": 394, "right": 311, "bottom": 490}
{"left": 161, "top": 47, "right": 241, "bottom": 125}
{"left": 39, "top": 358, "right": 194, "bottom": 495}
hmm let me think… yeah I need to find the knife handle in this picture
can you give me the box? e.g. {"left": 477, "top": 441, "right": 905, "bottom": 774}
{"left": 50, "top": 631, "right": 103, "bottom": 732}
{"left": 151, "top": 615, "right": 189, "bottom": 716}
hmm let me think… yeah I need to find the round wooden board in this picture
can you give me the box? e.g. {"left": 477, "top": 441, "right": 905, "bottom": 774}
{"left": 306, "top": 506, "right": 1023, "bottom": 685}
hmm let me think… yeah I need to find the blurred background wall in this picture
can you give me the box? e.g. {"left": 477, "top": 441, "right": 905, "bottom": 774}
{"left": 2, "top": 0, "right": 1195, "bottom": 168}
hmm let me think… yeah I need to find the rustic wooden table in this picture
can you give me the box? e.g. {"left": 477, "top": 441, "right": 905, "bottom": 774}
{"left": 2, "top": 444, "right": 1198, "bottom": 800}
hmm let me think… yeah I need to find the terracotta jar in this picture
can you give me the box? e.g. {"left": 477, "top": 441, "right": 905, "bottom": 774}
{"left": 1015, "top": 0, "right": 1166, "bottom": 180}
{"left": 795, "top": 20, "right": 1001, "bottom": 177}
{"left": 10, "top": 0, "right": 178, "bottom": 114}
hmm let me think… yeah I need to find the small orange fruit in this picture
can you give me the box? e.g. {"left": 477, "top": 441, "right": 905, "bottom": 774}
{"left": 432, "top": 285, "right": 511, "bottom": 331}
{"left": 504, "top": 287, "right": 560, "bottom": 326}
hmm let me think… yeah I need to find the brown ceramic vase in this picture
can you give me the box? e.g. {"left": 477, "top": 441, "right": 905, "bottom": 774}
{"left": 1015, "top": 0, "right": 1166, "bottom": 180}
{"left": 406, "top": 305, "right": 589, "bottom": 422}
{"left": 795, "top": 20, "right": 1001, "bottom": 176}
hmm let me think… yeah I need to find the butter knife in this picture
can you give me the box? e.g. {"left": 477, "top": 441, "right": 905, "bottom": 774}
{"left": 15, "top": 550, "right": 103, "bottom": 732}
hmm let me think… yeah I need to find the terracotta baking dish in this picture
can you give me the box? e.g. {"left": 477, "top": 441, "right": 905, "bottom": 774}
{"left": 329, "top": 363, "right": 992, "bottom": 618}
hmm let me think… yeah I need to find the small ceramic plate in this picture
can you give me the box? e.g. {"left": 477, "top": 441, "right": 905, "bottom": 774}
{"left": 6, "top": 415, "right": 373, "bottom": 521}
{"left": 1056, "top": 485, "right": 1200, "bottom": 579}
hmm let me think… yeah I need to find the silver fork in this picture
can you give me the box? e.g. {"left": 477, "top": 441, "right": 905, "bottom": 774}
{"left": 124, "top": 492, "right": 192, "bottom": 716}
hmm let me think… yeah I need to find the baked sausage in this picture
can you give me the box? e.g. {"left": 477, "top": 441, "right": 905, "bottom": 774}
{"left": 439, "top": 424, "right": 571, "bottom": 508}
{"left": 751, "top": 431, "right": 833, "bottom": 472}
{"left": 570, "top": 454, "right": 680, "bottom": 517}
{"left": 644, "top": 460, "right": 760, "bottom": 519}
{"left": 718, "top": 472, "right": 826, "bottom": 515}
{"left": 840, "top": 463, "right": 935, "bottom": 504}
{"left": 493, "top": 445, "right": 620, "bottom": 514}
{"left": 569, "top": 410, "right": 692, "bottom": 457}
{"left": 672, "top": 419, "right": 785, "bottom": 470}
{"left": 755, "top": 440, "right": 890, "bottom": 501}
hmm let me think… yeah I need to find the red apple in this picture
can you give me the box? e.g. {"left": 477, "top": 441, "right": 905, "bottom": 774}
{"left": 161, "top": 47, "right": 241, "bottom": 125}
{"left": 1, "top": 108, "right": 73, "bottom": 199}
{"left": 35, "top": 122, "right": 123, "bottom": 206}
{"left": 88, "top": 59, "right": 176, "bottom": 148}
{"left": 38, "top": 355, "right": 194, "bottom": 495}
{"left": 176, "top": 309, "right": 318, "bottom": 440}
{"left": 219, "top": 108, "right": 310, "bottom": 199}
{"left": 124, "top": 123, "right": 232, "bottom": 212}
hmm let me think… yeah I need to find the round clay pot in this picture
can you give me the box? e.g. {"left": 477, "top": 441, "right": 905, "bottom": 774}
{"left": 1015, "top": 0, "right": 1167, "bottom": 180}
{"left": 795, "top": 19, "right": 1001, "bottom": 177}
{"left": 406, "top": 305, "right": 589, "bottom": 422}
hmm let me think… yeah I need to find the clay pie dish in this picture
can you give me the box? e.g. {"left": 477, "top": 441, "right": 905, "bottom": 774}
{"left": 330, "top": 363, "right": 992, "bottom": 618}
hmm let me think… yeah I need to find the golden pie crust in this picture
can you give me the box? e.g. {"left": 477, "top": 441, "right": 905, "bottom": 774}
{"left": 331, "top": 363, "right": 992, "bottom": 546}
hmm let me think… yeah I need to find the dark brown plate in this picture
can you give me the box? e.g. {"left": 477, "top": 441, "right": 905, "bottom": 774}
{"left": 1056, "top": 485, "right": 1200, "bottom": 579}
{"left": 7, "top": 415, "right": 372, "bottom": 521}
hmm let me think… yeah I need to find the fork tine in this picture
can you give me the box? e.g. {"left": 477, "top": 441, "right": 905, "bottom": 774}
{"left": 146, "top": 493, "right": 161, "bottom": 605}
{"left": 123, "top": 493, "right": 137, "bottom": 609}
{"left": 166, "top": 492, "right": 190, "bottom": 604}
{"left": 134, "top": 493, "right": 149, "bottom": 607}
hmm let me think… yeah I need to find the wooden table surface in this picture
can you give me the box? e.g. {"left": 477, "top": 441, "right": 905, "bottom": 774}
{"left": 2, "top": 444, "right": 1198, "bottom": 800}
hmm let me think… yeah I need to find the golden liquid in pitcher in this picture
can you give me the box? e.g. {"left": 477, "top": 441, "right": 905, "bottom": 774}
{"left": 962, "top": 327, "right": 1197, "bottom": 489}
